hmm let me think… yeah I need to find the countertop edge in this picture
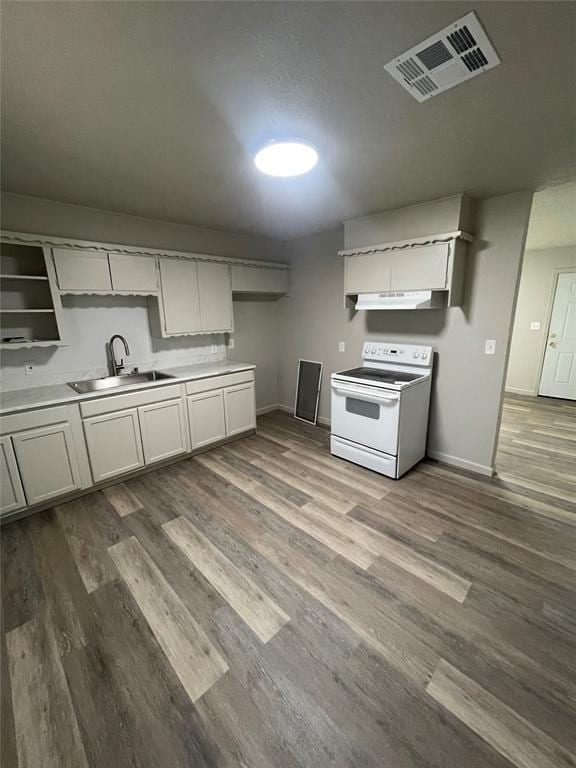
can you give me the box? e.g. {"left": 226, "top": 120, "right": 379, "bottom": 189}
{"left": 0, "top": 362, "right": 256, "bottom": 417}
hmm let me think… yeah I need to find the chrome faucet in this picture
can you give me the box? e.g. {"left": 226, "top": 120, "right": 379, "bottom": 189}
{"left": 109, "top": 334, "right": 130, "bottom": 376}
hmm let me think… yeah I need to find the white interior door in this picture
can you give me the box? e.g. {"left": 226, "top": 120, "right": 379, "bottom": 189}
{"left": 539, "top": 272, "right": 576, "bottom": 400}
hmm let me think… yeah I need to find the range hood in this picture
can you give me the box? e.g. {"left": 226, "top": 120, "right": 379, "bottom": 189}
{"left": 355, "top": 290, "right": 446, "bottom": 310}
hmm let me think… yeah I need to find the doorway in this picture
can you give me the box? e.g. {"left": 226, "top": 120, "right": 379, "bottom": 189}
{"left": 538, "top": 271, "right": 576, "bottom": 399}
{"left": 494, "top": 184, "right": 576, "bottom": 499}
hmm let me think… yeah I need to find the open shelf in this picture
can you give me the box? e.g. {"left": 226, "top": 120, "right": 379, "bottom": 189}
{"left": 0, "top": 309, "right": 55, "bottom": 314}
{"left": 0, "top": 273, "right": 49, "bottom": 281}
{"left": 1, "top": 240, "right": 65, "bottom": 348}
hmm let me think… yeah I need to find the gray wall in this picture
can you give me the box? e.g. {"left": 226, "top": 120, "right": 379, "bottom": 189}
{"left": 0, "top": 194, "right": 285, "bottom": 409}
{"left": 279, "top": 191, "right": 533, "bottom": 475}
{"left": 506, "top": 246, "right": 576, "bottom": 395}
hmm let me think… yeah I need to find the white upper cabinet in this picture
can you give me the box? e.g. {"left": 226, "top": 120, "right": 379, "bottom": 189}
{"left": 198, "top": 262, "right": 233, "bottom": 333}
{"left": 53, "top": 249, "right": 112, "bottom": 291}
{"left": 158, "top": 258, "right": 202, "bottom": 335}
{"left": 390, "top": 244, "right": 449, "bottom": 291}
{"left": 153, "top": 257, "right": 234, "bottom": 336}
{"left": 53, "top": 249, "right": 159, "bottom": 294}
{"left": 346, "top": 252, "right": 392, "bottom": 294}
{"left": 231, "top": 265, "right": 288, "bottom": 295}
{"left": 108, "top": 254, "right": 158, "bottom": 293}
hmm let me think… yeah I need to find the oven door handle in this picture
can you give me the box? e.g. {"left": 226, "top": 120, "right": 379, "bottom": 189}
{"left": 331, "top": 383, "right": 399, "bottom": 403}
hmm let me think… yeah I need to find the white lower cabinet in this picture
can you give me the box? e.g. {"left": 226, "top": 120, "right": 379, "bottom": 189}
{"left": 139, "top": 399, "right": 188, "bottom": 464}
{"left": 0, "top": 436, "right": 26, "bottom": 516}
{"left": 84, "top": 408, "right": 144, "bottom": 482}
{"left": 224, "top": 382, "right": 256, "bottom": 437}
{"left": 188, "top": 389, "right": 226, "bottom": 449}
{"left": 12, "top": 423, "right": 82, "bottom": 505}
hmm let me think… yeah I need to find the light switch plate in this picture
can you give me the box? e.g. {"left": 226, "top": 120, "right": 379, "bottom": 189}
{"left": 484, "top": 340, "right": 496, "bottom": 355}
{"left": 338, "top": 341, "right": 346, "bottom": 352}
{"left": 228, "top": 337, "right": 235, "bottom": 349}
{"left": 530, "top": 322, "right": 541, "bottom": 330}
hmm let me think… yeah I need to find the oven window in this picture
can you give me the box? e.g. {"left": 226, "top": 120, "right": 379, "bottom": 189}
{"left": 345, "top": 397, "right": 380, "bottom": 419}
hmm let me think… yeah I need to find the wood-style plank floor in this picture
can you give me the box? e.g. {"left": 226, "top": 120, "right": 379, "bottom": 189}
{"left": 2, "top": 407, "right": 576, "bottom": 768}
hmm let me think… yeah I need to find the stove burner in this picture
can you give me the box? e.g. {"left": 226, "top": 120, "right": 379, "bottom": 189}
{"left": 337, "top": 367, "right": 423, "bottom": 385}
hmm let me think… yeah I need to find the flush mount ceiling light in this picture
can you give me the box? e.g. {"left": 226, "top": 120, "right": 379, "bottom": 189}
{"left": 254, "top": 140, "right": 318, "bottom": 177}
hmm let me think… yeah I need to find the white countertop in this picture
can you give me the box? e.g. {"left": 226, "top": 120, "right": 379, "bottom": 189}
{"left": 0, "top": 360, "right": 255, "bottom": 416}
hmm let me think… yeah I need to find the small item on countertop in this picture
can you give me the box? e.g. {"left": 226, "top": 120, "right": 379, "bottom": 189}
{"left": 3, "top": 336, "right": 35, "bottom": 343}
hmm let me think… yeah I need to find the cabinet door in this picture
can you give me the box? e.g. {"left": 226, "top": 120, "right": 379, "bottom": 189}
{"left": 231, "top": 265, "right": 288, "bottom": 294}
{"left": 390, "top": 244, "right": 449, "bottom": 291}
{"left": 0, "top": 436, "right": 26, "bottom": 515}
{"left": 138, "top": 399, "right": 188, "bottom": 464}
{"left": 53, "top": 249, "right": 112, "bottom": 291}
{"left": 159, "top": 259, "right": 201, "bottom": 334}
{"left": 198, "top": 262, "right": 233, "bottom": 332}
{"left": 224, "top": 383, "right": 256, "bottom": 437}
{"left": 187, "top": 390, "right": 226, "bottom": 449}
{"left": 12, "top": 423, "right": 81, "bottom": 505}
{"left": 109, "top": 254, "right": 158, "bottom": 293}
{"left": 346, "top": 253, "right": 392, "bottom": 294}
{"left": 84, "top": 409, "right": 144, "bottom": 482}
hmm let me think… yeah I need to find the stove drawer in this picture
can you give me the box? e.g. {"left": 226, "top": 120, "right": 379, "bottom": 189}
{"left": 331, "top": 381, "right": 399, "bottom": 456}
{"left": 331, "top": 436, "right": 397, "bottom": 478}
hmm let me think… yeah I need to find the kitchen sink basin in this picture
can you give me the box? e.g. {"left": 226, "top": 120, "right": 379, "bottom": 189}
{"left": 67, "top": 371, "right": 175, "bottom": 394}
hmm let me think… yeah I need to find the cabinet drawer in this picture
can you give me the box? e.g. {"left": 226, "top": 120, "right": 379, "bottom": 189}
{"left": 84, "top": 408, "right": 144, "bottom": 482}
{"left": 13, "top": 423, "right": 81, "bottom": 505}
{"left": 80, "top": 384, "right": 183, "bottom": 418}
{"left": 53, "top": 249, "right": 112, "bottom": 291}
{"left": 0, "top": 405, "right": 70, "bottom": 436}
{"left": 185, "top": 370, "right": 254, "bottom": 396}
{"left": 109, "top": 254, "right": 158, "bottom": 293}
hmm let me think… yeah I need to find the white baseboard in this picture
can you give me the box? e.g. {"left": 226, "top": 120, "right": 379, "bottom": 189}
{"left": 505, "top": 386, "right": 538, "bottom": 396}
{"left": 256, "top": 404, "right": 284, "bottom": 416}
{"left": 427, "top": 450, "right": 494, "bottom": 477}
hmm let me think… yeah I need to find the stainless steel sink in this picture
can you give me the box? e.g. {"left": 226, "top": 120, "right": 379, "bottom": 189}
{"left": 67, "top": 371, "right": 175, "bottom": 394}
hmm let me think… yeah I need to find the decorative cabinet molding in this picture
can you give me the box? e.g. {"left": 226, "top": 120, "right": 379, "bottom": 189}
{"left": 341, "top": 231, "right": 472, "bottom": 307}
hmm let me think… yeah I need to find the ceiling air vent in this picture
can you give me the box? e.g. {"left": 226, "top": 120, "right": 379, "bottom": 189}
{"left": 384, "top": 11, "right": 500, "bottom": 102}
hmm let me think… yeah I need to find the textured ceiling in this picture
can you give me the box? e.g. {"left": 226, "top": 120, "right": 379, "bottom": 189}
{"left": 2, "top": 1, "right": 575, "bottom": 239}
{"left": 525, "top": 183, "right": 576, "bottom": 251}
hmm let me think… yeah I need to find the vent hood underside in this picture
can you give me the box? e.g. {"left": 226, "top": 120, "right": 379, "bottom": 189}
{"left": 355, "top": 291, "right": 447, "bottom": 310}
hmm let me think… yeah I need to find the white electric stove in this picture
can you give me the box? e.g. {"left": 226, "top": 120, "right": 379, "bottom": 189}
{"left": 330, "top": 341, "right": 433, "bottom": 478}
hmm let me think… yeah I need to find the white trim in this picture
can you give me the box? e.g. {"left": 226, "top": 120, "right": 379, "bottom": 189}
{"left": 505, "top": 386, "right": 537, "bottom": 396}
{"left": 338, "top": 230, "right": 473, "bottom": 258}
{"left": 294, "top": 360, "right": 323, "bottom": 425}
{"left": 256, "top": 404, "right": 283, "bottom": 416}
{"left": 1, "top": 230, "right": 289, "bottom": 271}
{"left": 427, "top": 450, "right": 494, "bottom": 477}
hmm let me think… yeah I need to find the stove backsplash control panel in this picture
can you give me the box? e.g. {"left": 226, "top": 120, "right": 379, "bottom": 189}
{"left": 361, "top": 342, "right": 432, "bottom": 367}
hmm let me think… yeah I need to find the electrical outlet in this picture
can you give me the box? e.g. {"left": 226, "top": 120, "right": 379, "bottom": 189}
{"left": 530, "top": 321, "right": 541, "bottom": 331}
{"left": 338, "top": 341, "right": 346, "bottom": 352}
{"left": 228, "top": 338, "right": 235, "bottom": 349}
{"left": 484, "top": 339, "right": 496, "bottom": 355}
{"left": 24, "top": 362, "right": 34, "bottom": 375}
{"left": 211, "top": 344, "right": 218, "bottom": 354}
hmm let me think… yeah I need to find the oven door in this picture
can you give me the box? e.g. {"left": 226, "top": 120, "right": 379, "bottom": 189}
{"left": 331, "top": 380, "right": 400, "bottom": 456}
